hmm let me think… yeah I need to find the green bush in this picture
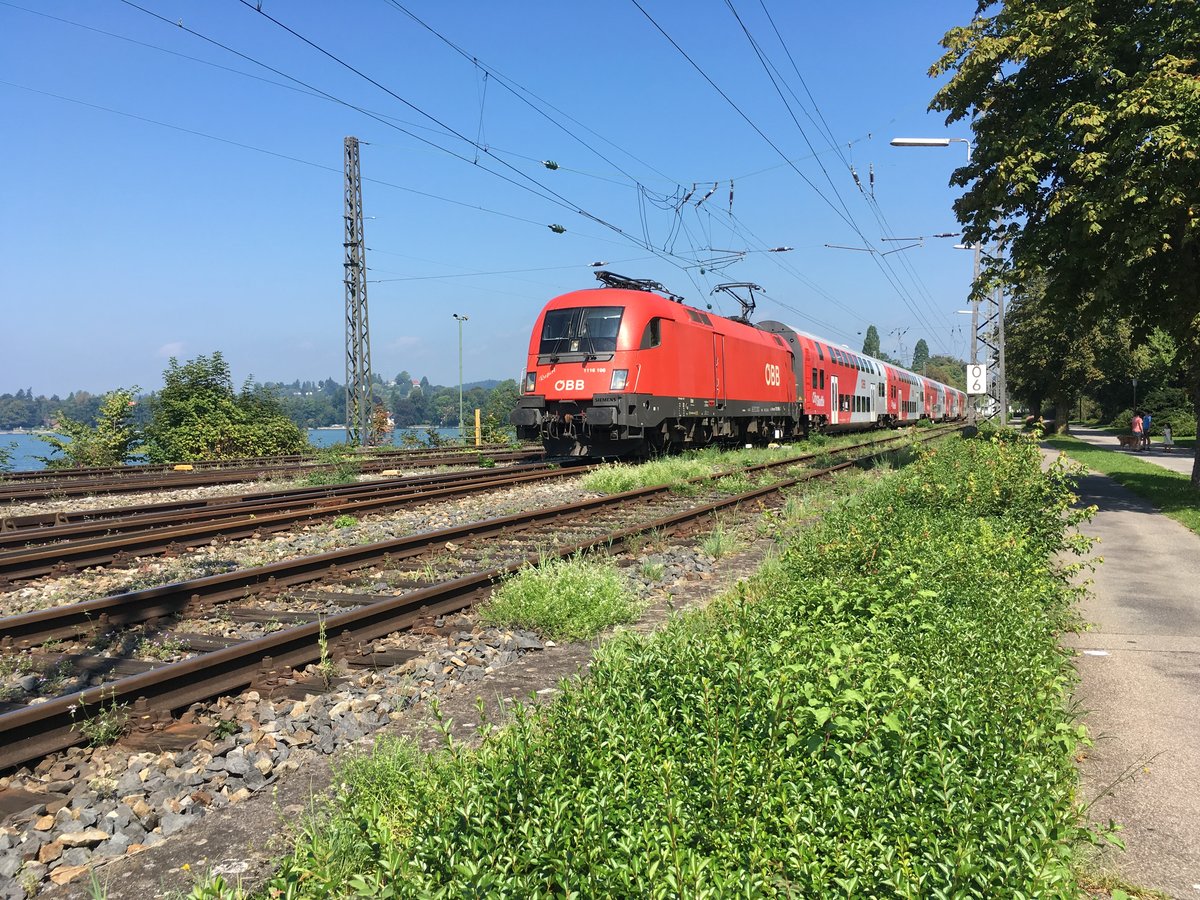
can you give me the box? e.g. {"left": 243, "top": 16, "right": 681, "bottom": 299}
{"left": 37, "top": 388, "right": 141, "bottom": 469}
{"left": 266, "top": 435, "right": 1092, "bottom": 897}
{"left": 142, "top": 352, "right": 309, "bottom": 462}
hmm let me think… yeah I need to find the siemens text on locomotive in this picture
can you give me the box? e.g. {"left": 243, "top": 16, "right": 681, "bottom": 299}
{"left": 510, "top": 272, "right": 966, "bottom": 457}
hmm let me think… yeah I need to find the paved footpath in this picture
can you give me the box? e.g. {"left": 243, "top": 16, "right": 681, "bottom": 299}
{"left": 1044, "top": 428, "right": 1200, "bottom": 897}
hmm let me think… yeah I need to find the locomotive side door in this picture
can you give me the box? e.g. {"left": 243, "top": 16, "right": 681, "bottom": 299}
{"left": 830, "top": 375, "right": 839, "bottom": 425}
{"left": 712, "top": 333, "right": 726, "bottom": 408}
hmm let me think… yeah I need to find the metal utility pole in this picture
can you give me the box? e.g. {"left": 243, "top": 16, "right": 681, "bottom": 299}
{"left": 343, "top": 136, "right": 373, "bottom": 446}
{"left": 452, "top": 313, "right": 469, "bottom": 440}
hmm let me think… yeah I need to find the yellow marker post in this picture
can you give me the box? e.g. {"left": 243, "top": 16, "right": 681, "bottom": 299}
{"left": 474, "top": 409, "right": 481, "bottom": 446}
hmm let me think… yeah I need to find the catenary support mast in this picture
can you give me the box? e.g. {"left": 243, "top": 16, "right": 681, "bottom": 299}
{"left": 343, "top": 136, "right": 373, "bottom": 446}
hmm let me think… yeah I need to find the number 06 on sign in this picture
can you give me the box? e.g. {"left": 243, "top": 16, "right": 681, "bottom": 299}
{"left": 966, "top": 364, "right": 987, "bottom": 395}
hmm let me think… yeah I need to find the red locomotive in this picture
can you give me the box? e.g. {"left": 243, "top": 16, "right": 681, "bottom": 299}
{"left": 511, "top": 272, "right": 966, "bottom": 456}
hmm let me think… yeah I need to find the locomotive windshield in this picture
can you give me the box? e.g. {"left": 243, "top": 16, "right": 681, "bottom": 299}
{"left": 539, "top": 306, "right": 623, "bottom": 358}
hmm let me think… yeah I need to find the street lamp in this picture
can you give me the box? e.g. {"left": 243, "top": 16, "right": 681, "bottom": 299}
{"left": 452, "top": 313, "right": 469, "bottom": 441}
{"left": 890, "top": 135, "right": 993, "bottom": 425}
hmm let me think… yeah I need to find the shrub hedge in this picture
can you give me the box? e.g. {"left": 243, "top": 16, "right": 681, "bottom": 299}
{"left": 264, "top": 434, "right": 1092, "bottom": 898}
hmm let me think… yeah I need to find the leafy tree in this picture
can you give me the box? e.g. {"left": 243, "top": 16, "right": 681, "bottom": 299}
{"left": 142, "top": 352, "right": 309, "bottom": 462}
{"left": 1004, "top": 281, "right": 1116, "bottom": 431}
{"left": 37, "top": 388, "right": 141, "bottom": 468}
{"left": 861, "top": 325, "right": 881, "bottom": 358}
{"left": 931, "top": 0, "right": 1200, "bottom": 483}
{"left": 925, "top": 355, "right": 968, "bottom": 391}
{"left": 911, "top": 339, "right": 930, "bottom": 374}
{"left": 368, "top": 403, "right": 392, "bottom": 447}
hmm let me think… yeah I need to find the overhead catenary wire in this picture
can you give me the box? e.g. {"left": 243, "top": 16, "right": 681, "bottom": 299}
{"left": 16, "top": 0, "right": 899, "bottom": 334}
{"left": 716, "top": 0, "right": 945, "bottom": 345}
{"left": 115, "top": 0, "right": 705, "bottom": 274}
{"left": 721, "top": 0, "right": 954, "bottom": 348}
{"left": 749, "top": 0, "right": 959, "bottom": 351}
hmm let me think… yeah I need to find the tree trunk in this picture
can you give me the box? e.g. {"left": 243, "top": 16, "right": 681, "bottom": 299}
{"left": 1051, "top": 395, "right": 1071, "bottom": 434}
{"left": 1192, "top": 376, "right": 1200, "bottom": 489}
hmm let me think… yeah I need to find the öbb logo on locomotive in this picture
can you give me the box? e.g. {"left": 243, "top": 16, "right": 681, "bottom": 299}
{"left": 511, "top": 271, "right": 966, "bottom": 457}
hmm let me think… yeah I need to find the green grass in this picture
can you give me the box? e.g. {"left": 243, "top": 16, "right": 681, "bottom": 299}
{"left": 1044, "top": 434, "right": 1200, "bottom": 536}
{"left": 251, "top": 434, "right": 1093, "bottom": 898}
{"left": 479, "top": 552, "right": 641, "bottom": 641}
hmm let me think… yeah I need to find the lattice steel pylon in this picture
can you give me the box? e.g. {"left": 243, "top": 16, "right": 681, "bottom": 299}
{"left": 343, "top": 136, "right": 373, "bottom": 446}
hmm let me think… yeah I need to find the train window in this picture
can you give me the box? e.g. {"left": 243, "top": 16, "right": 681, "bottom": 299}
{"left": 811, "top": 367, "right": 818, "bottom": 389}
{"left": 819, "top": 370, "right": 825, "bottom": 389}
{"left": 686, "top": 309, "right": 703, "bottom": 323}
{"left": 539, "top": 306, "right": 623, "bottom": 356}
{"left": 878, "top": 382, "right": 885, "bottom": 398}
{"left": 815, "top": 343, "right": 824, "bottom": 361}
{"left": 639, "top": 317, "right": 662, "bottom": 349}
{"left": 698, "top": 312, "right": 712, "bottom": 326}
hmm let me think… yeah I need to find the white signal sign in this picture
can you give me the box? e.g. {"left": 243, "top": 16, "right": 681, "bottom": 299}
{"left": 966, "top": 364, "right": 987, "bottom": 395}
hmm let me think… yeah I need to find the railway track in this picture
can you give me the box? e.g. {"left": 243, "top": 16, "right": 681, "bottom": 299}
{"left": 0, "top": 461, "right": 592, "bottom": 585}
{"left": 0, "top": 442, "right": 531, "bottom": 482}
{"left": 0, "top": 447, "right": 543, "bottom": 504}
{"left": 0, "top": 427, "right": 954, "bottom": 770}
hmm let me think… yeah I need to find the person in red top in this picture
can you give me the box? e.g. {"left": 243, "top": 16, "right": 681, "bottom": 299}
{"left": 1132, "top": 411, "right": 1144, "bottom": 451}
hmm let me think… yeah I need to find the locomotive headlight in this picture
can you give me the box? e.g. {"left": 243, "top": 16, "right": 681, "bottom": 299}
{"left": 609, "top": 369, "right": 628, "bottom": 391}
{"left": 524, "top": 371, "right": 536, "bottom": 393}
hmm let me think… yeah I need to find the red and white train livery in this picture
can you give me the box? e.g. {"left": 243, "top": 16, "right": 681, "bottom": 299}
{"left": 511, "top": 274, "right": 966, "bottom": 456}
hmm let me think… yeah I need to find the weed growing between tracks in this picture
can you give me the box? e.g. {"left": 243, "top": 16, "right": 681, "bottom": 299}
{"left": 478, "top": 552, "right": 642, "bottom": 642}
{"left": 224, "top": 434, "right": 1096, "bottom": 897}
{"left": 578, "top": 439, "right": 863, "bottom": 496}
{"left": 304, "top": 446, "right": 362, "bottom": 486}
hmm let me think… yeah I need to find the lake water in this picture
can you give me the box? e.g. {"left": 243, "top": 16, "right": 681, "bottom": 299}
{"left": 1, "top": 427, "right": 463, "bottom": 472}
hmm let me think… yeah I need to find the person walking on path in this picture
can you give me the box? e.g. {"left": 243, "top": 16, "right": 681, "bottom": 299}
{"left": 1142, "top": 411, "right": 1153, "bottom": 450}
{"left": 1161, "top": 423, "right": 1174, "bottom": 451}
{"left": 1132, "top": 411, "right": 1144, "bottom": 451}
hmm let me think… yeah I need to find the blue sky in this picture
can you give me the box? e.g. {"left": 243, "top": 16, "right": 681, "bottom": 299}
{"left": 2, "top": 1, "right": 980, "bottom": 396}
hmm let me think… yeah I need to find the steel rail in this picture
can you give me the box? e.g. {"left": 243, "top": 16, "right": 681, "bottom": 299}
{"left": 1, "top": 462, "right": 549, "bottom": 532}
{"left": 0, "top": 464, "right": 595, "bottom": 584}
{"left": 0, "top": 443, "right": 533, "bottom": 482}
{"left": 0, "top": 429, "right": 946, "bottom": 647}
{"left": 0, "top": 462, "right": 577, "bottom": 549}
{"left": 0, "top": 449, "right": 543, "bottom": 503}
{"left": 0, "top": 458, "right": 860, "bottom": 769}
{"left": 0, "top": 427, "right": 954, "bottom": 769}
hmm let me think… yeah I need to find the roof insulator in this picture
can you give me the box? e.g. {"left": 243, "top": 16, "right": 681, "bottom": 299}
{"left": 548, "top": 224, "right": 566, "bottom": 234}
{"left": 542, "top": 160, "right": 559, "bottom": 170}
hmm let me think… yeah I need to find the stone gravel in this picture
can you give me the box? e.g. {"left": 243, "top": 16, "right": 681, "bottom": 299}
{"left": 0, "top": 473, "right": 590, "bottom": 620}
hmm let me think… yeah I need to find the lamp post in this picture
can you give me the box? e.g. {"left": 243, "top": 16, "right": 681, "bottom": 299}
{"left": 890, "top": 136, "right": 995, "bottom": 426}
{"left": 452, "top": 313, "right": 469, "bottom": 441}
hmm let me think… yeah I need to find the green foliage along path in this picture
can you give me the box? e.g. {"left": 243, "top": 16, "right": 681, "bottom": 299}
{"left": 251, "top": 434, "right": 1093, "bottom": 898}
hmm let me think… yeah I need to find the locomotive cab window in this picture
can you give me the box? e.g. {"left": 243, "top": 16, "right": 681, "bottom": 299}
{"left": 539, "top": 306, "right": 623, "bottom": 359}
{"left": 639, "top": 317, "right": 662, "bottom": 349}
